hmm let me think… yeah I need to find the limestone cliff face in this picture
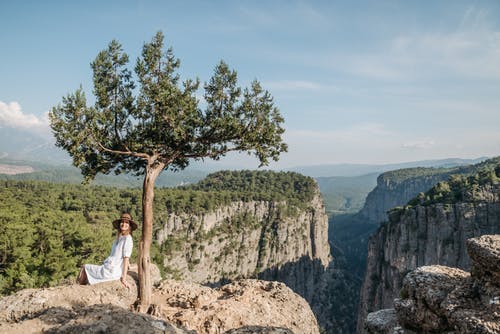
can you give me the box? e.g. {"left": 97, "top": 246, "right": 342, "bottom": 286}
{"left": 357, "top": 183, "right": 500, "bottom": 333}
{"left": 359, "top": 168, "right": 469, "bottom": 224}
{"left": 155, "top": 187, "right": 331, "bottom": 304}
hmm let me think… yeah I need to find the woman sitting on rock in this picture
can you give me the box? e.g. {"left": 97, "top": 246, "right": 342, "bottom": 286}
{"left": 77, "top": 212, "right": 136, "bottom": 289}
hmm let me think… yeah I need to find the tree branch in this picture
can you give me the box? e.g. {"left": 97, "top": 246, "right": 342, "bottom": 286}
{"left": 95, "top": 140, "right": 150, "bottom": 160}
{"left": 183, "top": 145, "right": 242, "bottom": 159}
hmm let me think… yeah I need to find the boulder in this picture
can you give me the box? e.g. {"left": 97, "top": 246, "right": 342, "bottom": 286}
{"left": 364, "top": 309, "right": 399, "bottom": 334}
{"left": 394, "top": 265, "right": 469, "bottom": 332}
{"left": 366, "top": 235, "right": 500, "bottom": 334}
{"left": 466, "top": 234, "right": 500, "bottom": 287}
{"left": 151, "top": 279, "right": 320, "bottom": 334}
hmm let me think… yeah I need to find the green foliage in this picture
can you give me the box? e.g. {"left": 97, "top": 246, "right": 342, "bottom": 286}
{"left": 382, "top": 157, "right": 500, "bottom": 191}
{"left": 0, "top": 170, "right": 315, "bottom": 295}
{"left": 380, "top": 167, "right": 459, "bottom": 185}
{"left": 49, "top": 31, "right": 287, "bottom": 182}
{"left": 0, "top": 180, "right": 145, "bottom": 295}
{"left": 185, "top": 170, "right": 316, "bottom": 209}
{"left": 407, "top": 166, "right": 500, "bottom": 207}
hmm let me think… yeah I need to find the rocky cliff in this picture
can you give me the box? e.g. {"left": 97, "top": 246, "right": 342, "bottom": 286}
{"left": 154, "top": 185, "right": 335, "bottom": 331}
{"left": 365, "top": 234, "right": 500, "bottom": 334}
{"left": 149, "top": 170, "right": 340, "bottom": 332}
{"left": 0, "top": 272, "right": 320, "bottom": 333}
{"left": 156, "top": 187, "right": 330, "bottom": 294}
{"left": 357, "top": 170, "right": 500, "bottom": 333}
{"left": 359, "top": 166, "right": 472, "bottom": 224}
{"left": 359, "top": 158, "right": 500, "bottom": 224}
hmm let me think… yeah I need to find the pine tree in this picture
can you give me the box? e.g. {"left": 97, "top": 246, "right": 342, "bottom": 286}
{"left": 49, "top": 31, "right": 287, "bottom": 309}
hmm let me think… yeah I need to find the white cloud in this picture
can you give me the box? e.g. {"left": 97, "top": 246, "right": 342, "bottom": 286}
{"left": 238, "top": 2, "right": 330, "bottom": 29}
{"left": 334, "top": 28, "right": 500, "bottom": 82}
{"left": 402, "top": 139, "right": 436, "bottom": 150}
{"left": 298, "top": 6, "right": 500, "bottom": 83}
{"left": 0, "top": 101, "right": 50, "bottom": 135}
{"left": 264, "top": 80, "right": 338, "bottom": 92}
{"left": 460, "top": 5, "right": 489, "bottom": 30}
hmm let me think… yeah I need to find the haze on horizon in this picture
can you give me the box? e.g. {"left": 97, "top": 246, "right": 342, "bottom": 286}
{"left": 1, "top": 0, "right": 499, "bottom": 169}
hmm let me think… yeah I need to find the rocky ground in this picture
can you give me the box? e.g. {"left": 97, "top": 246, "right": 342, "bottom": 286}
{"left": 150, "top": 279, "right": 318, "bottom": 333}
{"left": 0, "top": 268, "right": 319, "bottom": 334}
{"left": 364, "top": 234, "right": 500, "bottom": 334}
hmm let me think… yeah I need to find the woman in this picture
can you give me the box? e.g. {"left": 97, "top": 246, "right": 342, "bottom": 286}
{"left": 77, "top": 212, "right": 137, "bottom": 289}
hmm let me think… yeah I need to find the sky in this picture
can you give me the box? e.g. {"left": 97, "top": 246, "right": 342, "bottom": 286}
{"left": 1, "top": 0, "right": 500, "bottom": 169}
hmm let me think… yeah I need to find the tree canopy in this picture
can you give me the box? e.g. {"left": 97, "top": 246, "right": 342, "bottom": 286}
{"left": 50, "top": 31, "right": 287, "bottom": 181}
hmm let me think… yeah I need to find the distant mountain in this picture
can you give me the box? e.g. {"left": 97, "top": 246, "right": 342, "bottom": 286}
{"left": 0, "top": 126, "right": 263, "bottom": 172}
{"left": 288, "top": 157, "right": 489, "bottom": 177}
{"left": 0, "top": 127, "right": 207, "bottom": 187}
{"left": 309, "top": 158, "right": 488, "bottom": 215}
{"left": 0, "top": 158, "right": 208, "bottom": 188}
{"left": 0, "top": 127, "right": 71, "bottom": 165}
{"left": 316, "top": 173, "right": 379, "bottom": 214}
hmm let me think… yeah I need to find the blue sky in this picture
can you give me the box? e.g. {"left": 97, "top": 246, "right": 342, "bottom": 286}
{"left": 1, "top": 0, "right": 500, "bottom": 169}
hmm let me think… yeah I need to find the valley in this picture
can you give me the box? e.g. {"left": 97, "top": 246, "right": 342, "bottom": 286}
{"left": 0, "top": 157, "right": 499, "bottom": 333}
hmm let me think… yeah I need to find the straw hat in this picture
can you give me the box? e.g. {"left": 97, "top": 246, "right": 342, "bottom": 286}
{"left": 112, "top": 212, "right": 138, "bottom": 231}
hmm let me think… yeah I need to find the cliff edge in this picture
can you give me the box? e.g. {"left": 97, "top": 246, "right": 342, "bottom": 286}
{"left": 0, "top": 274, "right": 319, "bottom": 333}
{"left": 365, "top": 234, "right": 500, "bottom": 334}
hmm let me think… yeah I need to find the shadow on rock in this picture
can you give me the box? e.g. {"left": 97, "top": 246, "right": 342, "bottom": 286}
{"left": 39, "top": 304, "right": 193, "bottom": 334}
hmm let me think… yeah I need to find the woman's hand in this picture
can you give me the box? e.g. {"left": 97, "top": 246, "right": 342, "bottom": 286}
{"left": 120, "top": 276, "right": 130, "bottom": 289}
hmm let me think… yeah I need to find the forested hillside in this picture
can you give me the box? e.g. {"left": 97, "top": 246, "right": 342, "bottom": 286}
{"left": 359, "top": 157, "right": 500, "bottom": 224}
{"left": 0, "top": 180, "right": 141, "bottom": 295}
{"left": 0, "top": 170, "right": 316, "bottom": 296}
{"left": 184, "top": 170, "right": 316, "bottom": 207}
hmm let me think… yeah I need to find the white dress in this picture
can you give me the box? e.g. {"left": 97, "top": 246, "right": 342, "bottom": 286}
{"left": 84, "top": 235, "right": 133, "bottom": 285}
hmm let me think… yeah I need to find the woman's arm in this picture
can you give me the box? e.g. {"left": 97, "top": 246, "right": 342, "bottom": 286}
{"left": 120, "top": 257, "right": 130, "bottom": 289}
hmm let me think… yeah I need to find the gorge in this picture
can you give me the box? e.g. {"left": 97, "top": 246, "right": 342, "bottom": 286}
{"left": 1, "top": 158, "right": 499, "bottom": 333}
{"left": 357, "top": 160, "right": 500, "bottom": 332}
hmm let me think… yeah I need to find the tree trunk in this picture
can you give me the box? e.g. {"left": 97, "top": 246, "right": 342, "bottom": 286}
{"left": 137, "top": 162, "right": 164, "bottom": 312}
